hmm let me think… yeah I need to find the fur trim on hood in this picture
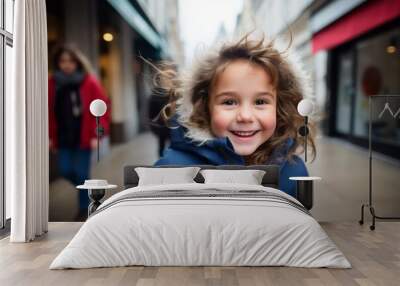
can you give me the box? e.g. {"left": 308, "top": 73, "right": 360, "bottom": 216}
{"left": 175, "top": 38, "right": 313, "bottom": 145}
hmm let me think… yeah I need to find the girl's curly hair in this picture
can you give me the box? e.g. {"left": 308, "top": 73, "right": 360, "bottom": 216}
{"left": 155, "top": 35, "right": 316, "bottom": 165}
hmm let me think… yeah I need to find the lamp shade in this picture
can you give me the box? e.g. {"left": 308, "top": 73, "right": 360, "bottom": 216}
{"left": 297, "top": 99, "right": 314, "bottom": 116}
{"left": 90, "top": 99, "right": 107, "bottom": 117}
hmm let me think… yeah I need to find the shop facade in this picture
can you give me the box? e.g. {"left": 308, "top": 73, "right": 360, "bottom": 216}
{"left": 312, "top": 0, "right": 400, "bottom": 159}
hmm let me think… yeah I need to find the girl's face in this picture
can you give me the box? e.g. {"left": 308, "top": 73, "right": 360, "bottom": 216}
{"left": 58, "top": 51, "right": 78, "bottom": 75}
{"left": 209, "top": 60, "right": 277, "bottom": 156}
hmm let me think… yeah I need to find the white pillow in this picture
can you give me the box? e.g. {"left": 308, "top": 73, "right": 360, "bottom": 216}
{"left": 200, "top": 169, "right": 266, "bottom": 185}
{"left": 135, "top": 167, "right": 201, "bottom": 186}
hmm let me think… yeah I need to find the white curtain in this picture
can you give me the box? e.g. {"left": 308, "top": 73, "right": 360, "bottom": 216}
{"left": 8, "top": 0, "right": 49, "bottom": 242}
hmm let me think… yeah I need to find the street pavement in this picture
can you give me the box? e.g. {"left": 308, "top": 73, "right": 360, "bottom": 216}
{"left": 49, "top": 132, "right": 400, "bottom": 223}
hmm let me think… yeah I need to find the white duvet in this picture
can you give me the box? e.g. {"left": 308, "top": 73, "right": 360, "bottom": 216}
{"left": 50, "top": 183, "right": 351, "bottom": 269}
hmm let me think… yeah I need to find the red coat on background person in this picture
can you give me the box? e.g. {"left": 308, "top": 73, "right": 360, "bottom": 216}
{"left": 48, "top": 74, "right": 111, "bottom": 150}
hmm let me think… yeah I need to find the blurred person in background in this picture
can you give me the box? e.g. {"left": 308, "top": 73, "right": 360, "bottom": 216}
{"left": 48, "top": 45, "right": 111, "bottom": 218}
{"left": 148, "top": 86, "right": 171, "bottom": 157}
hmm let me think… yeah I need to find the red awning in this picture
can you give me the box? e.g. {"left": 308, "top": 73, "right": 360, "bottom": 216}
{"left": 312, "top": 0, "right": 400, "bottom": 54}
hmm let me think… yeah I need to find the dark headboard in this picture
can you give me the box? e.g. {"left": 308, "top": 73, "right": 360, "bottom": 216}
{"left": 123, "top": 165, "right": 280, "bottom": 189}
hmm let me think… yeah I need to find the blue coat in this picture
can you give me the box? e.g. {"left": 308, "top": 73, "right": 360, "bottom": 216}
{"left": 154, "top": 123, "right": 308, "bottom": 197}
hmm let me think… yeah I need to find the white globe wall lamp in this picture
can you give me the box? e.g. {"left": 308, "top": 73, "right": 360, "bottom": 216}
{"left": 90, "top": 99, "right": 107, "bottom": 162}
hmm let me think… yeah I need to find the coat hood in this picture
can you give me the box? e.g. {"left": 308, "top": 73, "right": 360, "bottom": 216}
{"left": 168, "top": 116, "right": 294, "bottom": 166}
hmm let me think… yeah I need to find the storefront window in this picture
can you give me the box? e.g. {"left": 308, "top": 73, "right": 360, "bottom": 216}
{"left": 336, "top": 51, "right": 354, "bottom": 135}
{"left": 354, "top": 27, "right": 400, "bottom": 146}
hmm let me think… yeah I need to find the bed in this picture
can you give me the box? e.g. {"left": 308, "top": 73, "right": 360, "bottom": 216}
{"left": 50, "top": 165, "right": 350, "bottom": 269}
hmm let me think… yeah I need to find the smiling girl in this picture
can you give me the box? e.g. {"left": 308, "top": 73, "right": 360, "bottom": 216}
{"left": 153, "top": 37, "right": 316, "bottom": 197}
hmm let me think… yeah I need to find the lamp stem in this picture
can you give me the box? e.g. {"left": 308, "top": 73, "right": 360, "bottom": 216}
{"left": 368, "top": 95, "right": 372, "bottom": 206}
{"left": 96, "top": 116, "right": 100, "bottom": 163}
{"left": 305, "top": 116, "right": 308, "bottom": 163}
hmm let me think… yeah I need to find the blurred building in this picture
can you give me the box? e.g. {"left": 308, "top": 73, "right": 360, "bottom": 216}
{"left": 137, "top": 0, "right": 184, "bottom": 66}
{"left": 235, "top": 0, "right": 324, "bottom": 108}
{"left": 46, "top": 0, "right": 183, "bottom": 143}
{"left": 212, "top": 24, "right": 228, "bottom": 46}
{"left": 234, "top": 0, "right": 256, "bottom": 38}
{"left": 236, "top": 0, "right": 400, "bottom": 160}
{"left": 311, "top": 0, "right": 400, "bottom": 160}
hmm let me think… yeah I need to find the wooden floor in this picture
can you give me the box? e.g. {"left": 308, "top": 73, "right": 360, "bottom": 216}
{"left": 1, "top": 222, "right": 400, "bottom": 286}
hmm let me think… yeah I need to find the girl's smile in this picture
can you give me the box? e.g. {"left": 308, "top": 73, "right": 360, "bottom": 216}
{"left": 230, "top": 130, "right": 261, "bottom": 146}
{"left": 229, "top": 127, "right": 263, "bottom": 146}
{"left": 230, "top": 130, "right": 260, "bottom": 137}
{"left": 229, "top": 130, "right": 261, "bottom": 144}
{"left": 208, "top": 60, "right": 277, "bottom": 156}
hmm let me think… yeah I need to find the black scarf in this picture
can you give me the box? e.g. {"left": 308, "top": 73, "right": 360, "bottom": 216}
{"left": 53, "top": 70, "right": 85, "bottom": 91}
{"left": 54, "top": 71, "right": 85, "bottom": 148}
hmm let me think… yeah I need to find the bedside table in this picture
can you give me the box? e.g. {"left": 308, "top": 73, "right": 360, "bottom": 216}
{"left": 289, "top": 177, "right": 321, "bottom": 210}
{"left": 77, "top": 180, "right": 117, "bottom": 216}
